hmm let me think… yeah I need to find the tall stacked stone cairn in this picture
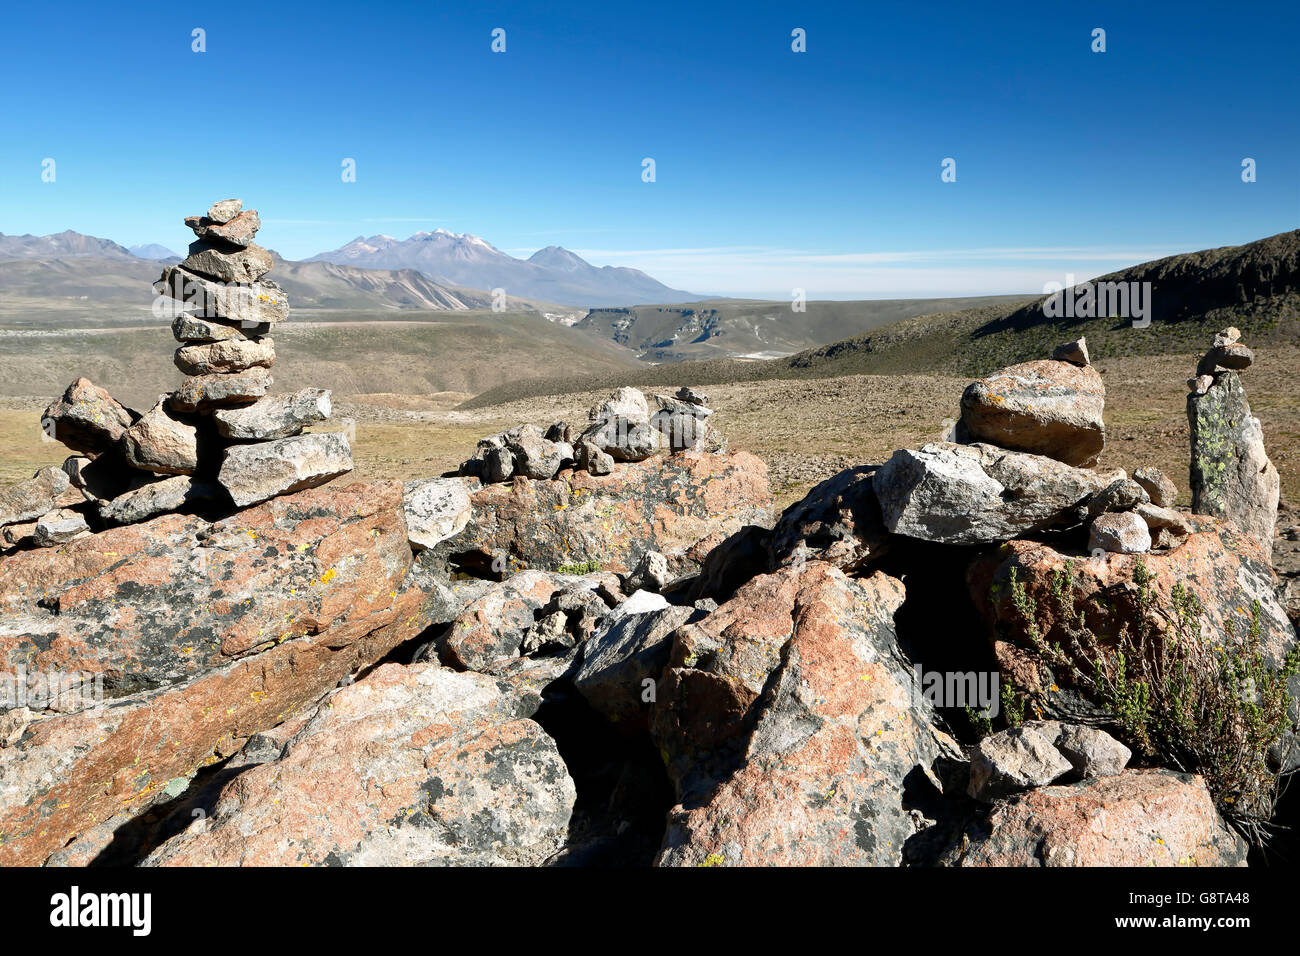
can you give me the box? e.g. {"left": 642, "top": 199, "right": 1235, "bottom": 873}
{"left": 2, "top": 200, "right": 351, "bottom": 550}
{"left": 1187, "top": 326, "right": 1280, "bottom": 544}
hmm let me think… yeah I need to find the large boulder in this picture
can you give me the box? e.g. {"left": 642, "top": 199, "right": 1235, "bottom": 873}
{"left": 651, "top": 563, "right": 961, "bottom": 865}
{"left": 433, "top": 450, "right": 772, "bottom": 577}
{"left": 874, "top": 442, "right": 1112, "bottom": 546}
{"left": 141, "top": 663, "right": 575, "bottom": 866}
{"left": 946, "top": 770, "right": 1247, "bottom": 866}
{"left": 1188, "top": 369, "right": 1280, "bottom": 544}
{"left": 218, "top": 432, "right": 353, "bottom": 507}
{"left": 41, "top": 378, "right": 136, "bottom": 455}
{"left": 0, "top": 481, "right": 426, "bottom": 865}
{"left": 960, "top": 359, "right": 1106, "bottom": 467}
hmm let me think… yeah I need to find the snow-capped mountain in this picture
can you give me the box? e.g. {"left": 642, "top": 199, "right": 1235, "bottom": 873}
{"left": 307, "top": 229, "right": 698, "bottom": 307}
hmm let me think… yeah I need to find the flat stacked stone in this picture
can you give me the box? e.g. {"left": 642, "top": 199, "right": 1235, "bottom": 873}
{"left": 6, "top": 202, "right": 353, "bottom": 546}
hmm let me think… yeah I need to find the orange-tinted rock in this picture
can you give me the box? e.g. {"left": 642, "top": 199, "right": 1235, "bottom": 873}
{"left": 653, "top": 563, "right": 960, "bottom": 866}
{"left": 141, "top": 663, "right": 575, "bottom": 866}
{"left": 0, "top": 481, "right": 425, "bottom": 865}
{"left": 948, "top": 769, "right": 1247, "bottom": 866}
{"left": 961, "top": 359, "right": 1106, "bottom": 467}
{"left": 438, "top": 449, "right": 772, "bottom": 576}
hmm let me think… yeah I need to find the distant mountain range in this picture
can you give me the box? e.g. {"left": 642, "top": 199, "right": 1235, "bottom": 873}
{"left": 306, "top": 229, "right": 698, "bottom": 306}
{"left": 1, "top": 227, "right": 699, "bottom": 309}
{"left": 0, "top": 230, "right": 140, "bottom": 261}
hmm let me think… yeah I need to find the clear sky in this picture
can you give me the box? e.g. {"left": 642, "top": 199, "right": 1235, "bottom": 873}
{"left": 1, "top": 0, "right": 1296, "bottom": 298}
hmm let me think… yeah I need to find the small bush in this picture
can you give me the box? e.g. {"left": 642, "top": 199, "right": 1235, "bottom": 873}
{"left": 556, "top": 559, "right": 601, "bottom": 575}
{"left": 1008, "top": 560, "right": 1300, "bottom": 845}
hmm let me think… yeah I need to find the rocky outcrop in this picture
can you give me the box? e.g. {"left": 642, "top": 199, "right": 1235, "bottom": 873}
{"left": 1188, "top": 329, "right": 1279, "bottom": 544}
{"left": 438, "top": 449, "right": 772, "bottom": 577}
{"left": 0, "top": 481, "right": 426, "bottom": 865}
{"left": 141, "top": 664, "right": 575, "bottom": 866}
{"left": 652, "top": 562, "right": 961, "bottom": 865}
{"left": 947, "top": 770, "right": 1248, "bottom": 866}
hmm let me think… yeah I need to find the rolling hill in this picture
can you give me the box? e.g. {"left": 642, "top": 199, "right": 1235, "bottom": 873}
{"left": 460, "top": 230, "right": 1300, "bottom": 407}
{"left": 0, "top": 311, "right": 642, "bottom": 410}
{"left": 575, "top": 295, "right": 1034, "bottom": 362}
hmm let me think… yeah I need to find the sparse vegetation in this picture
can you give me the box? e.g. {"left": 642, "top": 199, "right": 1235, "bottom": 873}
{"left": 1008, "top": 561, "right": 1300, "bottom": 845}
{"left": 556, "top": 559, "right": 601, "bottom": 575}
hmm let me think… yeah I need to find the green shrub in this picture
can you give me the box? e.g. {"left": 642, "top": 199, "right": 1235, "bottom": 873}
{"left": 1007, "top": 560, "right": 1300, "bottom": 845}
{"left": 556, "top": 559, "right": 601, "bottom": 575}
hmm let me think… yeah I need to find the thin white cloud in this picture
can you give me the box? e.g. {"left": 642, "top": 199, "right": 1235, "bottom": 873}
{"left": 560, "top": 244, "right": 1190, "bottom": 297}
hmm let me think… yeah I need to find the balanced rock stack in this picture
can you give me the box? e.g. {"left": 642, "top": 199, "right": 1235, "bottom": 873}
{"left": 154, "top": 199, "right": 353, "bottom": 507}
{"left": 2, "top": 201, "right": 353, "bottom": 550}
{"left": 873, "top": 336, "right": 1193, "bottom": 555}
{"left": 460, "top": 385, "right": 722, "bottom": 484}
{"left": 1188, "top": 326, "right": 1280, "bottom": 543}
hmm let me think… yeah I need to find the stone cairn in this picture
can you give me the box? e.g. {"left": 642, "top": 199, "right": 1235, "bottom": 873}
{"left": 1187, "top": 326, "right": 1280, "bottom": 543}
{"left": 876, "top": 334, "right": 1194, "bottom": 557}
{"left": 1, "top": 200, "right": 352, "bottom": 551}
{"left": 459, "top": 385, "right": 721, "bottom": 483}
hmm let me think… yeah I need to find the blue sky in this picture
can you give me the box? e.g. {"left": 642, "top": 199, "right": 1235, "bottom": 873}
{"left": 1, "top": 0, "right": 1296, "bottom": 297}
